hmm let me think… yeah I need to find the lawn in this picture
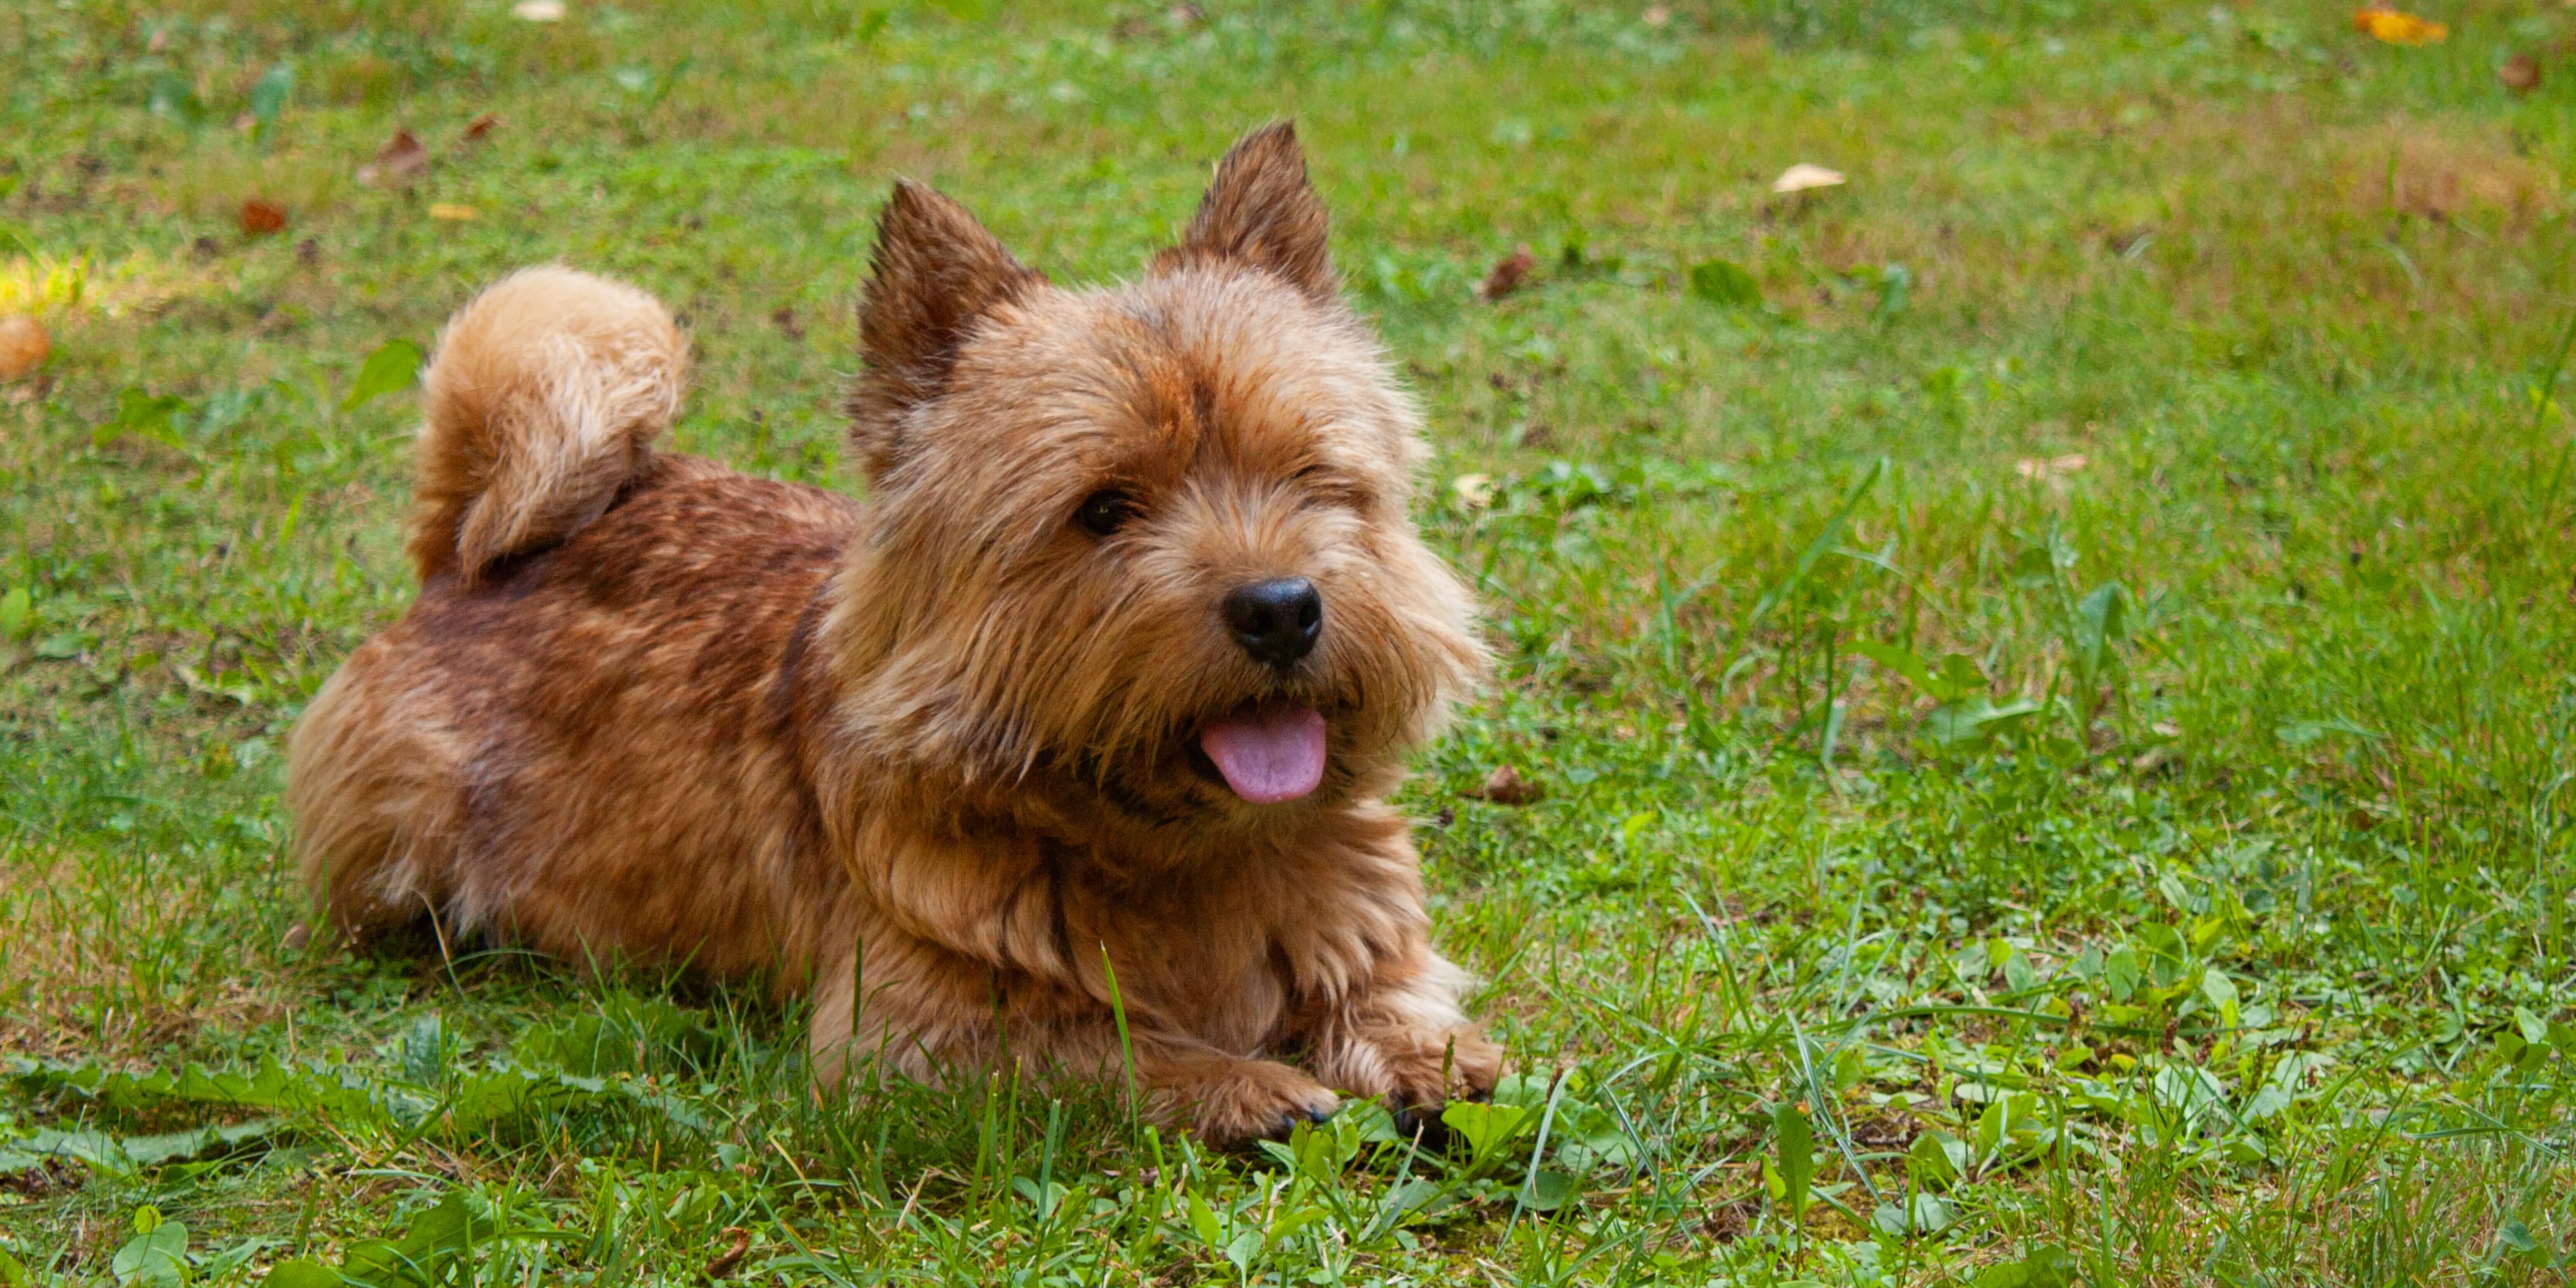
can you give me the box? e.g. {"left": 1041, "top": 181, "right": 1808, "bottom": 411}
{"left": 5, "top": 0, "right": 2576, "bottom": 1283}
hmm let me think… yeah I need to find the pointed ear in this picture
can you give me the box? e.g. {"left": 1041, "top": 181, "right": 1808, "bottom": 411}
{"left": 848, "top": 180, "right": 1045, "bottom": 476}
{"left": 1152, "top": 122, "right": 1337, "bottom": 303}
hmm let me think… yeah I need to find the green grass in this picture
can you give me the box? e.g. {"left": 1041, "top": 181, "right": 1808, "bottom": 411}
{"left": 6, "top": 0, "right": 2576, "bottom": 1282}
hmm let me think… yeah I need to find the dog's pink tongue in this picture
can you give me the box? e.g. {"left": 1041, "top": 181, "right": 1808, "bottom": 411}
{"left": 1201, "top": 707, "right": 1328, "bottom": 804}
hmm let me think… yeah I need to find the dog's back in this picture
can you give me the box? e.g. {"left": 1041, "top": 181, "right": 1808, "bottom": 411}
{"left": 288, "top": 270, "right": 861, "bottom": 976}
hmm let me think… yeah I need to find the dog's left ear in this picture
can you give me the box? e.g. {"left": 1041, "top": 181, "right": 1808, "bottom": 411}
{"left": 1152, "top": 122, "right": 1338, "bottom": 304}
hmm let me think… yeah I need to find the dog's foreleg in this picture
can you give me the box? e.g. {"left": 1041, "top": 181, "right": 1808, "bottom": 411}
{"left": 805, "top": 935, "right": 1340, "bottom": 1146}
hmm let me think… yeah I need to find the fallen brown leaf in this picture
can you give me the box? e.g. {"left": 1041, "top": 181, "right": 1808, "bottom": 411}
{"left": 703, "top": 1226, "right": 751, "bottom": 1279}
{"left": 462, "top": 113, "right": 501, "bottom": 144}
{"left": 2501, "top": 53, "right": 2541, "bottom": 95}
{"left": 1475, "top": 245, "right": 1535, "bottom": 303}
{"left": 0, "top": 315, "right": 48, "bottom": 381}
{"left": 1471, "top": 764, "right": 1543, "bottom": 806}
{"left": 357, "top": 130, "right": 430, "bottom": 186}
{"left": 238, "top": 197, "right": 288, "bottom": 237}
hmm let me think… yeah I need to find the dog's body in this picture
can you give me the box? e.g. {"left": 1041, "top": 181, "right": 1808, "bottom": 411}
{"left": 288, "top": 126, "right": 1500, "bottom": 1143}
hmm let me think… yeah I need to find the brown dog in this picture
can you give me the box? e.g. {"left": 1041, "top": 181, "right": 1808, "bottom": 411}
{"left": 286, "top": 124, "right": 1500, "bottom": 1144}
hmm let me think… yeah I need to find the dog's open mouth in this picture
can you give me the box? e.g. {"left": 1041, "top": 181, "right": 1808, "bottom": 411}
{"left": 1197, "top": 704, "right": 1327, "bottom": 804}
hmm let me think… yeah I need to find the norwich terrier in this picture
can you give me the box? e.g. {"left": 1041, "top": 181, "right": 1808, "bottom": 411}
{"left": 287, "top": 124, "right": 1501, "bottom": 1143}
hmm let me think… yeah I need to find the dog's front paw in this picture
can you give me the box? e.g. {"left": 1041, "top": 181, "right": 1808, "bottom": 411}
{"left": 1446, "top": 1027, "right": 1504, "bottom": 1100}
{"left": 1380, "top": 1026, "right": 1502, "bottom": 1105}
{"left": 1372, "top": 1026, "right": 1503, "bottom": 1148}
{"left": 1168, "top": 1059, "right": 1340, "bottom": 1148}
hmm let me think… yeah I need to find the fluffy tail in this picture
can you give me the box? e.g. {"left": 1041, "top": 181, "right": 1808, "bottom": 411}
{"left": 407, "top": 266, "right": 688, "bottom": 584}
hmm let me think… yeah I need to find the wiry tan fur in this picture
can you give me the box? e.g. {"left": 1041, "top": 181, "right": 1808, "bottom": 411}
{"left": 407, "top": 267, "right": 689, "bottom": 585}
{"left": 288, "top": 124, "right": 1502, "bottom": 1144}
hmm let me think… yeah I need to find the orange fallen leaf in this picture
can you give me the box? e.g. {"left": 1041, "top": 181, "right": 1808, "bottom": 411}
{"left": 238, "top": 197, "right": 288, "bottom": 237}
{"left": 2354, "top": 7, "right": 2447, "bottom": 45}
{"left": 2501, "top": 53, "right": 2541, "bottom": 95}
{"left": 0, "top": 315, "right": 48, "bottom": 381}
{"left": 357, "top": 129, "right": 430, "bottom": 186}
{"left": 428, "top": 203, "right": 482, "bottom": 221}
{"left": 1475, "top": 245, "right": 1535, "bottom": 303}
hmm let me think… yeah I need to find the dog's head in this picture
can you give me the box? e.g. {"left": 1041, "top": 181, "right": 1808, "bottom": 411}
{"left": 828, "top": 124, "right": 1484, "bottom": 844}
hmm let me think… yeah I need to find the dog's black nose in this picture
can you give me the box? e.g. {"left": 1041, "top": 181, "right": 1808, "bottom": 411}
{"left": 1222, "top": 577, "right": 1322, "bottom": 670}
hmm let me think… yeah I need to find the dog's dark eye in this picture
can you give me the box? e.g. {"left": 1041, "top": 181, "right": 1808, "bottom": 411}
{"left": 1074, "top": 489, "right": 1140, "bottom": 536}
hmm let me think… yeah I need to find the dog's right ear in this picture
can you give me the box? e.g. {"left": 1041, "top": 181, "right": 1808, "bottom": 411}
{"left": 848, "top": 180, "right": 1044, "bottom": 479}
